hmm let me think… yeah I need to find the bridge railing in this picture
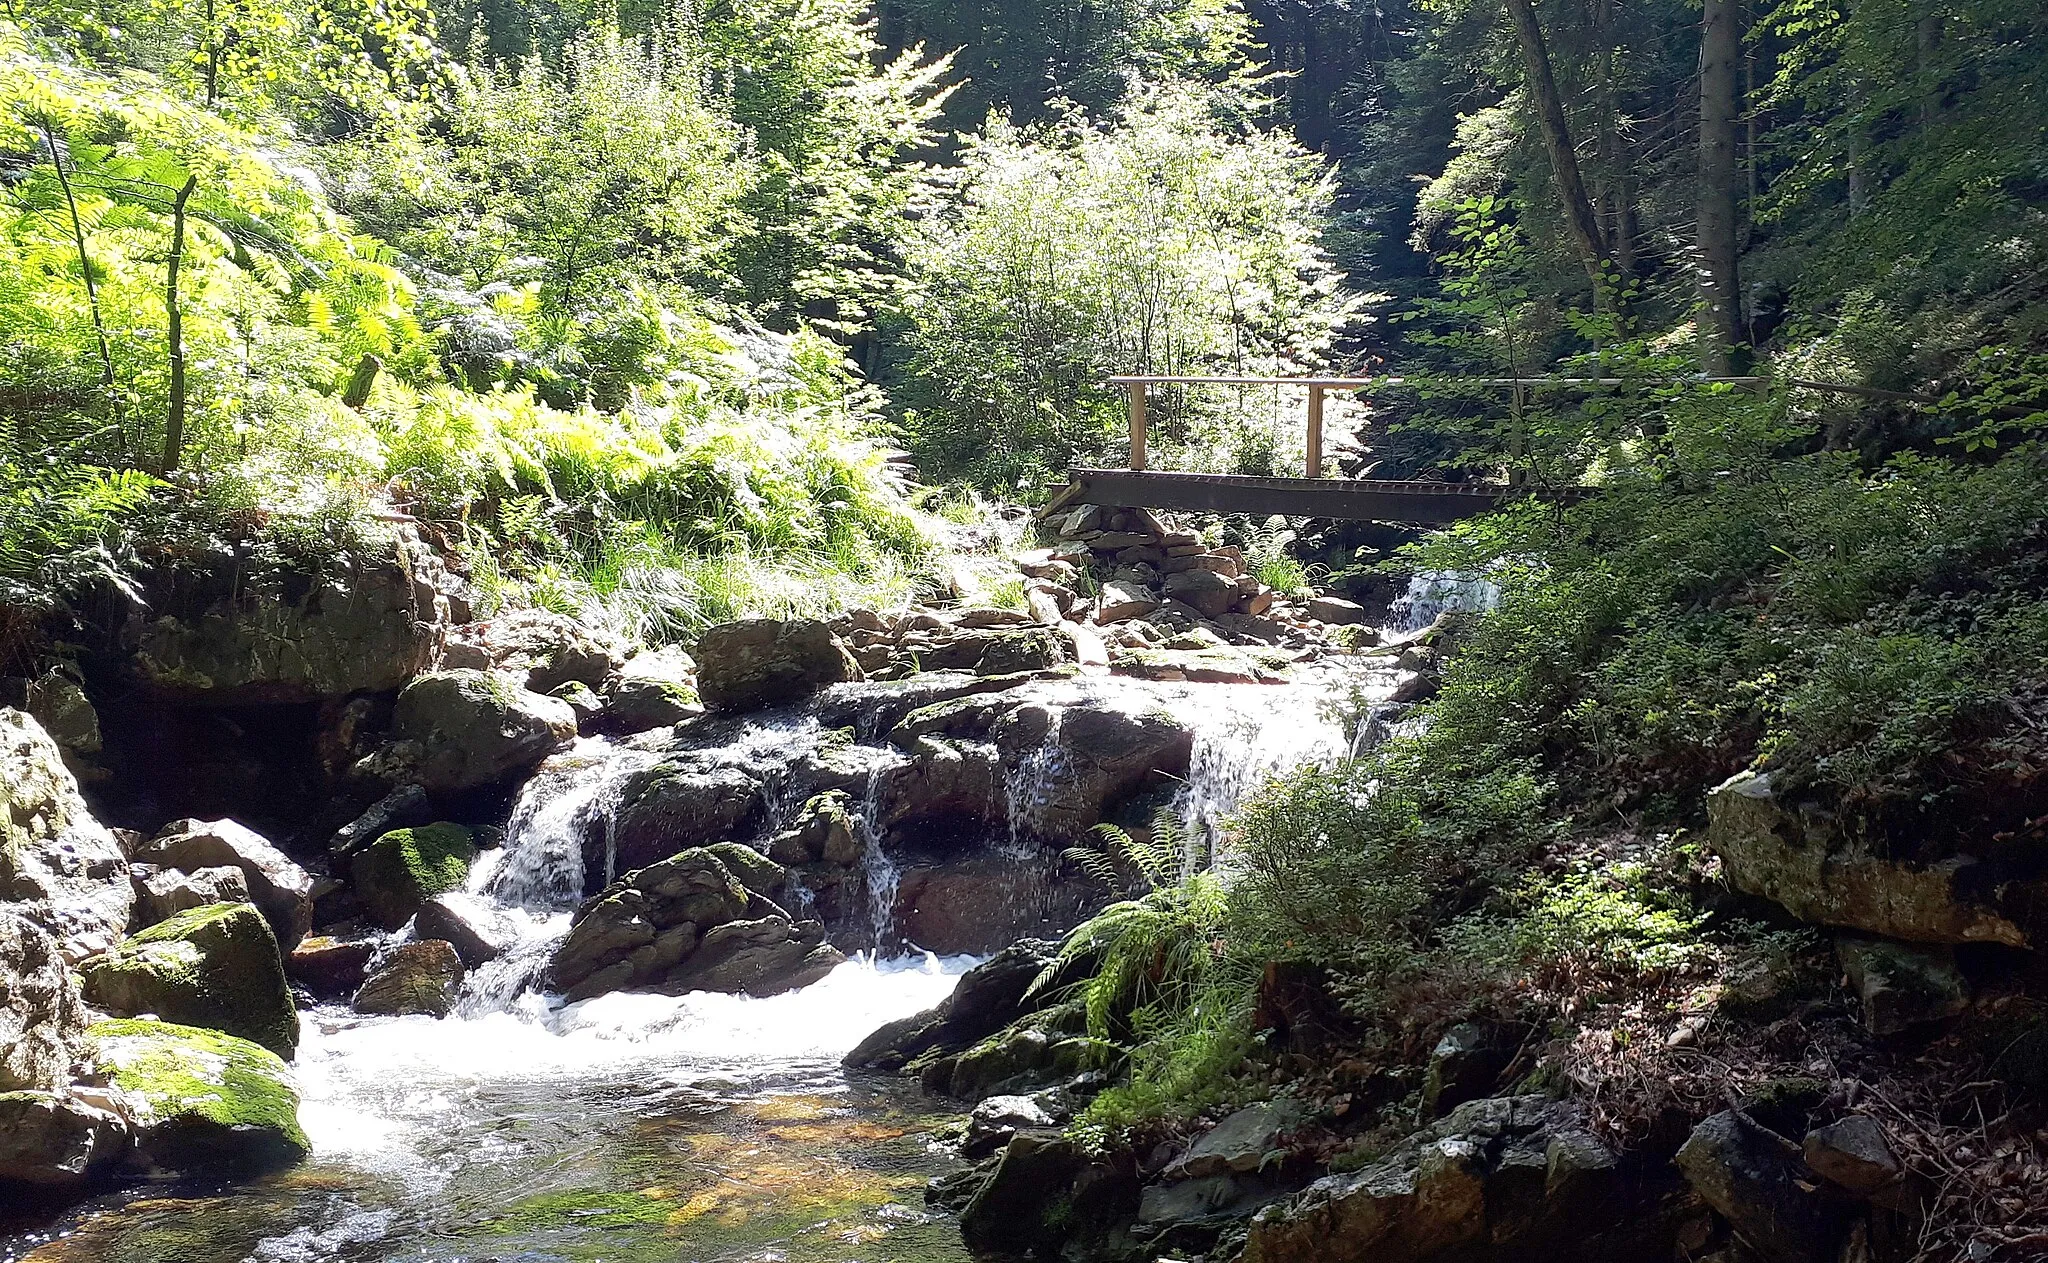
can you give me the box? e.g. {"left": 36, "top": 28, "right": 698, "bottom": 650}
{"left": 1104, "top": 373, "right": 1795, "bottom": 478}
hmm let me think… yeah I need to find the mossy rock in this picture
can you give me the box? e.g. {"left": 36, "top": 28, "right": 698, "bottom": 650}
{"left": 86, "top": 1018, "right": 308, "bottom": 1175}
{"left": 79, "top": 902, "right": 298, "bottom": 1059}
{"left": 351, "top": 823, "right": 476, "bottom": 930}
{"left": 705, "top": 842, "right": 785, "bottom": 900}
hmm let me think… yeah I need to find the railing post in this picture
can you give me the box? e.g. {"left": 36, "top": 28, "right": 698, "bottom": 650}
{"left": 1128, "top": 381, "right": 1148, "bottom": 471}
{"left": 1305, "top": 384, "right": 1325, "bottom": 478}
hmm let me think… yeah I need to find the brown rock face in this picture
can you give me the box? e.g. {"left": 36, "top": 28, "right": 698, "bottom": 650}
{"left": 353, "top": 940, "right": 466, "bottom": 1017}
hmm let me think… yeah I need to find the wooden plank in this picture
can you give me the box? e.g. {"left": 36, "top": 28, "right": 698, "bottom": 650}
{"left": 1305, "top": 385, "right": 1325, "bottom": 479}
{"left": 1035, "top": 479, "right": 1088, "bottom": 521}
{"left": 1127, "top": 381, "right": 1148, "bottom": 471}
{"left": 1067, "top": 469, "right": 1581, "bottom": 526}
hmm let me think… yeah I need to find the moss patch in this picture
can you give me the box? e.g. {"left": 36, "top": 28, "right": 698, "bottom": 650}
{"left": 80, "top": 901, "right": 298, "bottom": 1058}
{"left": 88, "top": 1017, "right": 309, "bottom": 1173}
{"left": 351, "top": 823, "right": 476, "bottom": 930}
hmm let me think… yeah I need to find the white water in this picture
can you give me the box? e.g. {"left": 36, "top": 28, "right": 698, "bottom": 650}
{"left": 1389, "top": 568, "right": 1500, "bottom": 632}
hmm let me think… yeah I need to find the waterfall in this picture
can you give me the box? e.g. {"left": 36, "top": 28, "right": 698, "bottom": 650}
{"left": 1169, "top": 684, "right": 1349, "bottom": 857}
{"left": 1389, "top": 569, "right": 1499, "bottom": 632}
{"left": 856, "top": 763, "right": 900, "bottom": 947}
{"left": 1003, "top": 706, "right": 1068, "bottom": 847}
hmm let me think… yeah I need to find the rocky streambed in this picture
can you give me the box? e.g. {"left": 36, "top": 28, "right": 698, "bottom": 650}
{"left": 0, "top": 511, "right": 1449, "bottom": 1262}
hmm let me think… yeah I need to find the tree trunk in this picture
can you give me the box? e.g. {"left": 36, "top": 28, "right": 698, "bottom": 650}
{"left": 1697, "top": 0, "right": 1745, "bottom": 371}
{"left": 1505, "top": 0, "right": 1610, "bottom": 292}
{"left": 39, "top": 122, "right": 115, "bottom": 389}
{"left": 163, "top": 174, "right": 199, "bottom": 476}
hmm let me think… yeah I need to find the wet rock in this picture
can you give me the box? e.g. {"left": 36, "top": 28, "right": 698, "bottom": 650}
{"left": 86, "top": 1017, "right": 309, "bottom": 1175}
{"left": 664, "top": 915, "right": 843, "bottom": 997}
{"left": 1163, "top": 568, "right": 1239, "bottom": 618}
{"left": 766, "top": 791, "right": 861, "bottom": 866}
{"left": 1706, "top": 771, "right": 2025, "bottom": 945}
{"left": 353, "top": 939, "right": 465, "bottom": 1017}
{"left": 457, "top": 608, "right": 625, "bottom": 693}
{"left": 1305, "top": 595, "right": 1369, "bottom": 625}
{"left": 0, "top": 709, "right": 132, "bottom": 963}
{"left": 891, "top": 856, "right": 1092, "bottom": 956}
{"left": 959, "top": 1133, "right": 1139, "bottom": 1260}
{"left": 694, "top": 618, "right": 861, "bottom": 713}
{"left": 548, "top": 847, "right": 837, "bottom": 1001}
{"left": 1109, "top": 646, "right": 1265, "bottom": 684}
{"left": 1244, "top": 1097, "right": 1640, "bottom": 1263}
{"left": 552, "top": 680, "right": 604, "bottom": 726}
{"left": 1675, "top": 1110, "right": 1845, "bottom": 1263}
{"left": 845, "top": 939, "right": 1058, "bottom": 1071}
{"left": 383, "top": 670, "right": 578, "bottom": 792}
{"left": 125, "top": 538, "right": 451, "bottom": 703}
{"left": 1802, "top": 1115, "right": 1901, "bottom": 1199}
{"left": 599, "top": 650, "right": 702, "bottom": 733}
{"left": 1139, "top": 1169, "right": 1304, "bottom": 1231}
{"left": 962, "top": 1093, "right": 1059, "bottom": 1158}
{"left": 350, "top": 824, "right": 477, "bottom": 931}
{"left": 0, "top": 912, "right": 86, "bottom": 1092}
{"left": 610, "top": 762, "right": 763, "bottom": 876}
{"left": 286, "top": 933, "right": 378, "bottom": 997}
{"left": 328, "top": 783, "right": 432, "bottom": 858}
{"left": 132, "top": 864, "right": 251, "bottom": 927}
{"left": 974, "top": 627, "right": 1070, "bottom": 675}
{"left": 80, "top": 901, "right": 299, "bottom": 1059}
{"left": 1172, "top": 1099, "right": 1310, "bottom": 1178}
{"left": 0, "top": 1090, "right": 127, "bottom": 1188}
{"left": 1835, "top": 935, "right": 1968, "bottom": 1035}
{"left": 704, "top": 842, "right": 785, "bottom": 900}
{"left": 134, "top": 818, "right": 314, "bottom": 948}
{"left": 993, "top": 698, "right": 1194, "bottom": 843}
{"left": 415, "top": 892, "right": 518, "bottom": 967}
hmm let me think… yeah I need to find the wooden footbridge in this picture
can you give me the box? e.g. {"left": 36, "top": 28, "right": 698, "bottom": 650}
{"left": 1042, "top": 374, "right": 1600, "bottom": 527}
{"left": 1039, "top": 370, "right": 1978, "bottom": 525}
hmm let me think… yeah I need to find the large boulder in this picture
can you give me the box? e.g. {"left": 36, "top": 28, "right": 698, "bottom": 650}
{"left": 80, "top": 902, "right": 299, "bottom": 1059}
{"left": 415, "top": 892, "right": 518, "bottom": 967}
{"left": 694, "top": 619, "right": 861, "bottom": 713}
{"left": 958, "top": 1133, "right": 1139, "bottom": 1260}
{"left": 0, "top": 709, "right": 131, "bottom": 963}
{"left": 890, "top": 856, "right": 1092, "bottom": 956}
{"left": 1243, "top": 1097, "right": 1657, "bottom": 1263}
{"left": 548, "top": 848, "right": 841, "bottom": 1002}
{"left": 287, "top": 933, "right": 378, "bottom": 997}
{"left": 132, "top": 818, "right": 315, "bottom": 948}
{"left": 1706, "top": 770, "right": 2026, "bottom": 945}
{"left": 599, "top": 649, "right": 702, "bottom": 734}
{"left": 353, "top": 939, "right": 465, "bottom": 1017}
{"left": 448, "top": 608, "right": 626, "bottom": 694}
{"left": 124, "top": 535, "right": 453, "bottom": 703}
{"left": 845, "top": 939, "right": 1059, "bottom": 1071}
{"left": 349, "top": 823, "right": 477, "bottom": 930}
{"left": 85, "top": 1018, "right": 309, "bottom": 1175}
{"left": 384, "top": 670, "right": 578, "bottom": 792}
{"left": 609, "top": 761, "right": 764, "bottom": 877}
{"left": 0, "top": 1090, "right": 127, "bottom": 1188}
{"left": 994, "top": 698, "right": 1195, "bottom": 843}
{"left": 1676, "top": 1110, "right": 1847, "bottom": 1263}
{"left": 0, "top": 911, "right": 87, "bottom": 1093}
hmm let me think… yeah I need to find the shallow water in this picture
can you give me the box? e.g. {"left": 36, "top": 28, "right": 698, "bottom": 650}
{"left": 5, "top": 957, "right": 978, "bottom": 1263}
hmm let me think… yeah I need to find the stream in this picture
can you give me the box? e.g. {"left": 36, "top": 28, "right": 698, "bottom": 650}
{"left": 2, "top": 593, "right": 1459, "bottom": 1263}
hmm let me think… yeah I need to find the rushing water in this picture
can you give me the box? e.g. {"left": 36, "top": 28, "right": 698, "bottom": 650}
{"left": 5, "top": 582, "right": 1491, "bottom": 1263}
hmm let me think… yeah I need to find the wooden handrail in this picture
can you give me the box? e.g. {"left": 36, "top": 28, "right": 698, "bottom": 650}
{"left": 1102, "top": 372, "right": 2035, "bottom": 477}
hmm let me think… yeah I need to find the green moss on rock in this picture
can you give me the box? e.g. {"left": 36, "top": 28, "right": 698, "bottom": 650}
{"left": 87, "top": 1017, "right": 308, "bottom": 1175}
{"left": 352, "top": 823, "right": 477, "bottom": 930}
{"left": 79, "top": 901, "right": 298, "bottom": 1058}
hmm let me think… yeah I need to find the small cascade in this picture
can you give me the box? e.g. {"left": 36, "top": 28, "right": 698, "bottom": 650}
{"left": 1389, "top": 569, "right": 1500, "bottom": 632}
{"left": 1170, "top": 685, "right": 1350, "bottom": 855}
{"left": 476, "top": 739, "right": 658, "bottom": 913}
{"left": 856, "top": 764, "right": 900, "bottom": 946}
{"left": 1003, "top": 706, "right": 1068, "bottom": 847}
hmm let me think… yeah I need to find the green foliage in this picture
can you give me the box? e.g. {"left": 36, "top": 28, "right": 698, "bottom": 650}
{"left": 894, "top": 94, "right": 1357, "bottom": 490}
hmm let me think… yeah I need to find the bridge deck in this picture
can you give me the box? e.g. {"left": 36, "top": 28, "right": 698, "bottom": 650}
{"left": 1057, "top": 469, "right": 1581, "bottom": 525}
